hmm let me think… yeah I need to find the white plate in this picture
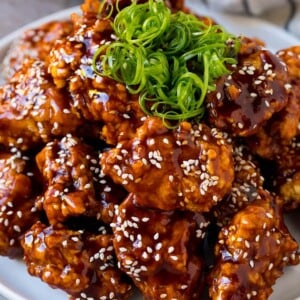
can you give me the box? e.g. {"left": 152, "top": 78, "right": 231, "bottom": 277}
{"left": 0, "top": 1, "right": 299, "bottom": 300}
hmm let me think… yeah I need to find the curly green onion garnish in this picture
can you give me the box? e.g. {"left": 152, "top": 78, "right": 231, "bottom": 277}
{"left": 92, "top": 0, "right": 240, "bottom": 125}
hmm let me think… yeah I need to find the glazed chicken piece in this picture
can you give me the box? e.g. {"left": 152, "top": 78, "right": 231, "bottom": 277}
{"left": 209, "top": 190, "right": 299, "bottom": 300}
{"left": 0, "top": 58, "right": 85, "bottom": 151}
{"left": 273, "top": 137, "right": 300, "bottom": 210}
{"left": 277, "top": 46, "right": 300, "bottom": 80}
{"left": 0, "top": 150, "right": 40, "bottom": 257}
{"left": 36, "top": 134, "right": 127, "bottom": 226}
{"left": 101, "top": 117, "right": 234, "bottom": 212}
{"left": 48, "top": 0, "right": 146, "bottom": 145}
{"left": 1, "top": 20, "right": 73, "bottom": 79}
{"left": 21, "top": 221, "right": 132, "bottom": 300}
{"left": 206, "top": 37, "right": 289, "bottom": 137}
{"left": 246, "top": 46, "right": 300, "bottom": 159}
{"left": 212, "top": 143, "right": 265, "bottom": 226}
{"left": 112, "top": 193, "right": 208, "bottom": 300}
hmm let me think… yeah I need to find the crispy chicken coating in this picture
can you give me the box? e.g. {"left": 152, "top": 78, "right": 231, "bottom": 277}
{"left": 246, "top": 46, "right": 300, "bottom": 159}
{"left": 206, "top": 37, "right": 289, "bottom": 137}
{"left": 212, "top": 143, "right": 264, "bottom": 226}
{"left": 0, "top": 150, "right": 40, "bottom": 257}
{"left": 36, "top": 134, "right": 127, "bottom": 226}
{"left": 209, "top": 190, "right": 299, "bottom": 300}
{"left": 273, "top": 137, "right": 300, "bottom": 210}
{"left": 277, "top": 46, "right": 300, "bottom": 81}
{"left": 48, "top": 0, "right": 145, "bottom": 145}
{"left": 0, "top": 58, "right": 85, "bottom": 150}
{"left": 21, "top": 221, "right": 132, "bottom": 300}
{"left": 101, "top": 117, "right": 234, "bottom": 212}
{"left": 1, "top": 20, "right": 73, "bottom": 79}
{"left": 112, "top": 193, "right": 208, "bottom": 300}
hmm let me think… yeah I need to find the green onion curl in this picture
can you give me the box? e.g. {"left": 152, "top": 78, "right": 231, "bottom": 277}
{"left": 92, "top": 0, "right": 241, "bottom": 127}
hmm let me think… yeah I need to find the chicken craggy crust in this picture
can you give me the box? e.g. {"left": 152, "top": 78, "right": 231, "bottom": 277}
{"left": 101, "top": 117, "right": 234, "bottom": 212}
{"left": 48, "top": 0, "right": 146, "bottom": 145}
{"left": 209, "top": 191, "right": 299, "bottom": 300}
{"left": 0, "top": 150, "right": 40, "bottom": 257}
{"left": 22, "top": 221, "right": 133, "bottom": 300}
{"left": 35, "top": 134, "right": 127, "bottom": 226}
{"left": 0, "top": 59, "right": 84, "bottom": 150}
{"left": 206, "top": 37, "right": 289, "bottom": 137}
{"left": 112, "top": 193, "right": 208, "bottom": 299}
{"left": 1, "top": 20, "right": 73, "bottom": 80}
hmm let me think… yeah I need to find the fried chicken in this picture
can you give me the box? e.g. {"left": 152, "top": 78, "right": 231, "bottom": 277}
{"left": 35, "top": 134, "right": 127, "bottom": 226}
{"left": 209, "top": 190, "right": 299, "bottom": 300}
{"left": 48, "top": 0, "right": 145, "bottom": 145}
{"left": 21, "top": 221, "right": 132, "bottom": 300}
{"left": 273, "top": 137, "right": 300, "bottom": 210}
{"left": 212, "top": 143, "right": 265, "bottom": 226}
{"left": 112, "top": 193, "right": 208, "bottom": 299}
{"left": 0, "top": 58, "right": 85, "bottom": 150}
{"left": 206, "top": 37, "right": 289, "bottom": 137}
{"left": 0, "top": 150, "right": 40, "bottom": 257}
{"left": 101, "top": 117, "right": 234, "bottom": 212}
{"left": 1, "top": 20, "right": 73, "bottom": 79}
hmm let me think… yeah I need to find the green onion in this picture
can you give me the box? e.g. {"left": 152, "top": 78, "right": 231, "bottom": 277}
{"left": 92, "top": 0, "right": 240, "bottom": 126}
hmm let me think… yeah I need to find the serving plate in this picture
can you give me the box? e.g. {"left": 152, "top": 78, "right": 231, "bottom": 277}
{"left": 0, "top": 1, "right": 299, "bottom": 299}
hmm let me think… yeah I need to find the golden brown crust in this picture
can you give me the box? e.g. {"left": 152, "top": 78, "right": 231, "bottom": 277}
{"left": 112, "top": 193, "right": 207, "bottom": 299}
{"left": 22, "top": 221, "right": 133, "bottom": 300}
{"left": 101, "top": 117, "right": 234, "bottom": 212}
{"left": 1, "top": 20, "right": 73, "bottom": 79}
{"left": 206, "top": 38, "right": 289, "bottom": 137}
{"left": 0, "top": 59, "right": 85, "bottom": 150}
{"left": 209, "top": 191, "right": 299, "bottom": 300}
{"left": 212, "top": 142, "right": 264, "bottom": 226}
{"left": 36, "top": 135, "right": 127, "bottom": 226}
{"left": 0, "top": 150, "right": 40, "bottom": 257}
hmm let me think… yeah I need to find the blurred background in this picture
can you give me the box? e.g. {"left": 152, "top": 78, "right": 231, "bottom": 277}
{"left": 0, "top": 0, "right": 82, "bottom": 38}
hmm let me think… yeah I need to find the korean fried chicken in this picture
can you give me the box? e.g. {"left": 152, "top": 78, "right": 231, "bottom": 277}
{"left": 22, "top": 221, "right": 132, "bottom": 300}
{"left": 209, "top": 191, "right": 299, "bottom": 300}
{"left": 212, "top": 143, "right": 265, "bottom": 226}
{"left": 101, "top": 117, "right": 234, "bottom": 212}
{"left": 48, "top": 0, "right": 146, "bottom": 145}
{"left": 246, "top": 46, "right": 300, "bottom": 159}
{"left": 206, "top": 37, "right": 289, "bottom": 137}
{"left": 273, "top": 137, "right": 300, "bottom": 210}
{"left": 36, "top": 134, "right": 127, "bottom": 226}
{"left": 112, "top": 193, "right": 208, "bottom": 300}
{"left": 0, "top": 58, "right": 84, "bottom": 150}
{"left": 1, "top": 20, "right": 73, "bottom": 80}
{"left": 0, "top": 150, "right": 40, "bottom": 257}
{"left": 0, "top": 0, "right": 299, "bottom": 299}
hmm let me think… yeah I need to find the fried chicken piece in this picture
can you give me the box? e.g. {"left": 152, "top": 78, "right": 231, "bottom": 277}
{"left": 206, "top": 37, "right": 289, "bottom": 137}
{"left": 0, "top": 150, "right": 40, "bottom": 257}
{"left": 21, "top": 221, "right": 132, "bottom": 300}
{"left": 246, "top": 46, "right": 300, "bottom": 159}
{"left": 212, "top": 143, "right": 264, "bottom": 226}
{"left": 209, "top": 190, "right": 299, "bottom": 300}
{"left": 273, "top": 137, "right": 300, "bottom": 210}
{"left": 0, "top": 58, "right": 85, "bottom": 150}
{"left": 112, "top": 193, "right": 208, "bottom": 300}
{"left": 36, "top": 135, "right": 127, "bottom": 226}
{"left": 48, "top": 0, "right": 145, "bottom": 145}
{"left": 1, "top": 20, "right": 73, "bottom": 79}
{"left": 277, "top": 46, "right": 300, "bottom": 81}
{"left": 101, "top": 117, "right": 234, "bottom": 212}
